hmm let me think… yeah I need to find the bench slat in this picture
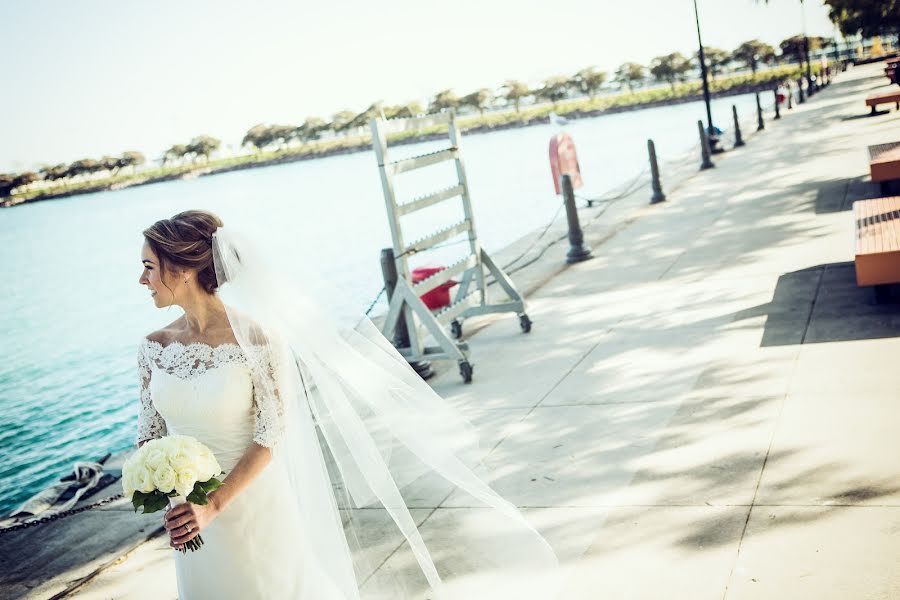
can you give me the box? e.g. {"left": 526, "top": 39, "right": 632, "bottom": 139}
{"left": 853, "top": 196, "right": 900, "bottom": 286}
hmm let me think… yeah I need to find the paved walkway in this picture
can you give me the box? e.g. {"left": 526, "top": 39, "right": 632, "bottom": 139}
{"left": 60, "top": 62, "right": 900, "bottom": 599}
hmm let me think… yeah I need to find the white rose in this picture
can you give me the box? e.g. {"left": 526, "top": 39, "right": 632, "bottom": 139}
{"left": 122, "top": 471, "right": 136, "bottom": 498}
{"left": 174, "top": 467, "right": 199, "bottom": 496}
{"left": 136, "top": 465, "right": 155, "bottom": 493}
{"left": 169, "top": 451, "right": 194, "bottom": 472}
{"left": 152, "top": 464, "right": 177, "bottom": 493}
{"left": 144, "top": 448, "right": 168, "bottom": 470}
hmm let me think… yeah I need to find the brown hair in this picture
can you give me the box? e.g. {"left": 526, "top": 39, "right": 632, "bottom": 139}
{"left": 142, "top": 210, "right": 224, "bottom": 295}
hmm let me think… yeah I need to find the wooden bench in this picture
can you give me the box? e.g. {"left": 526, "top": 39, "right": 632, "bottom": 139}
{"left": 853, "top": 196, "right": 900, "bottom": 302}
{"left": 866, "top": 90, "right": 900, "bottom": 114}
{"left": 869, "top": 142, "right": 900, "bottom": 193}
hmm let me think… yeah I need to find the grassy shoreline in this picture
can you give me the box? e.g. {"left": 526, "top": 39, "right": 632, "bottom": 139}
{"left": 2, "top": 65, "right": 814, "bottom": 208}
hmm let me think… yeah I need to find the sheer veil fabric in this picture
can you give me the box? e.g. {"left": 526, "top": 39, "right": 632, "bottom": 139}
{"left": 210, "top": 225, "right": 562, "bottom": 599}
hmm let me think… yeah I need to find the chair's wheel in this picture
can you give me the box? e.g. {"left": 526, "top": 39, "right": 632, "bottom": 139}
{"left": 519, "top": 313, "right": 533, "bottom": 333}
{"left": 451, "top": 319, "right": 463, "bottom": 339}
{"left": 459, "top": 361, "right": 473, "bottom": 383}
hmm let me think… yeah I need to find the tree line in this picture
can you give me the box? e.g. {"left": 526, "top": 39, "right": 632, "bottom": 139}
{"left": 2, "top": 0, "right": 891, "bottom": 200}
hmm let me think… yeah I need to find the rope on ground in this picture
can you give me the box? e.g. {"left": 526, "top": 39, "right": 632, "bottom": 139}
{"left": 0, "top": 492, "right": 125, "bottom": 535}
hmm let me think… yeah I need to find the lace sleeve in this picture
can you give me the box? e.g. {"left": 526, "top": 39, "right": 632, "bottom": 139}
{"left": 136, "top": 341, "right": 167, "bottom": 446}
{"left": 249, "top": 343, "right": 286, "bottom": 450}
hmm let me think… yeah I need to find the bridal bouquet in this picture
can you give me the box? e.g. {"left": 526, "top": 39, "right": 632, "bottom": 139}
{"left": 122, "top": 434, "right": 224, "bottom": 552}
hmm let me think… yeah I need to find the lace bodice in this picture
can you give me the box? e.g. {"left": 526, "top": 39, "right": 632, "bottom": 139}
{"left": 135, "top": 338, "right": 285, "bottom": 451}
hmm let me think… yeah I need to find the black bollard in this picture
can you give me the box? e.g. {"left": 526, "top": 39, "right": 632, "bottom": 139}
{"left": 732, "top": 105, "right": 745, "bottom": 148}
{"left": 756, "top": 92, "right": 765, "bottom": 131}
{"left": 380, "top": 248, "right": 434, "bottom": 379}
{"left": 798, "top": 78, "right": 806, "bottom": 103}
{"left": 560, "top": 174, "right": 592, "bottom": 263}
{"left": 773, "top": 89, "right": 781, "bottom": 119}
{"left": 698, "top": 120, "right": 715, "bottom": 170}
{"left": 648, "top": 139, "right": 666, "bottom": 204}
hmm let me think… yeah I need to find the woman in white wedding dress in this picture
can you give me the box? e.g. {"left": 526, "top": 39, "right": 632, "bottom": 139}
{"left": 134, "top": 209, "right": 561, "bottom": 600}
{"left": 136, "top": 210, "right": 305, "bottom": 598}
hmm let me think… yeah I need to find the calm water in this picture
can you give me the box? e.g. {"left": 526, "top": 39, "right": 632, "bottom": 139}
{"left": 0, "top": 92, "right": 768, "bottom": 513}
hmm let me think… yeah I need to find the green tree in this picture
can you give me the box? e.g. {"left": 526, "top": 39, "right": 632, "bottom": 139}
{"left": 119, "top": 151, "right": 146, "bottom": 171}
{"left": 296, "top": 117, "right": 327, "bottom": 142}
{"left": 164, "top": 144, "right": 189, "bottom": 165}
{"left": 186, "top": 136, "right": 220, "bottom": 162}
{"left": 696, "top": 47, "right": 731, "bottom": 79}
{"left": 68, "top": 158, "right": 102, "bottom": 178}
{"left": 265, "top": 125, "right": 294, "bottom": 149}
{"left": 732, "top": 40, "right": 776, "bottom": 74}
{"left": 0, "top": 174, "right": 15, "bottom": 197}
{"left": 242, "top": 124, "right": 269, "bottom": 151}
{"left": 501, "top": 80, "right": 530, "bottom": 112}
{"left": 614, "top": 62, "right": 646, "bottom": 92}
{"left": 329, "top": 110, "right": 356, "bottom": 134}
{"left": 459, "top": 88, "right": 493, "bottom": 115}
{"left": 348, "top": 102, "right": 385, "bottom": 130}
{"left": 649, "top": 52, "right": 692, "bottom": 90}
{"left": 573, "top": 67, "right": 608, "bottom": 98}
{"left": 780, "top": 34, "right": 809, "bottom": 65}
{"left": 533, "top": 76, "right": 570, "bottom": 106}
{"left": 384, "top": 102, "right": 423, "bottom": 119}
{"left": 12, "top": 171, "right": 40, "bottom": 191}
{"left": 100, "top": 155, "right": 120, "bottom": 174}
{"left": 823, "top": 0, "right": 899, "bottom": 38}
{"left": 429, "top": 89, "right": 460, "bottom": 113}
{"left": 39, "top": 163, "right": 69, "bottom": 182}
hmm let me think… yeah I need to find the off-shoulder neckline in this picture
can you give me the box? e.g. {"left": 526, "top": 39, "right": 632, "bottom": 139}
{"left": 142, "top": 338, "right": 247, "bottom": 352}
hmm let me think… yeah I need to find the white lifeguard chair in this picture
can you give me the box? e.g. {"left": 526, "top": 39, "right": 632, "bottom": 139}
{"left": 369, "top": 110, "right": 532, "bottom": 383}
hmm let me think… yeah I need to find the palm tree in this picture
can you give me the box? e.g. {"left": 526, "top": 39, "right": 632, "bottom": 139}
{"left": 164, "top": 144, "right": 189, "bottom": 165}
{"left": 329, "top": 110, "right": 356, "bottom": 134}
{"left": 429, "top": 89, "right": 460, "bottom": 113}
{"left": 649, "top": 53, "right": 692, "bottom": 91}
{"left": 186, "top": 136, "right": 220, "bottom": 163}
{"left": 695, "top": 47, "right": 731, "bottom": 79}
{"left": 533, "top": 76, "right": 570, "bottom": 106}
{"left": 614, "top": 62, "right": 646, "bottom": 92}
{"left": 459, "top": 88, "right": 493, "bottom": 115}
{"left": 732, "top": 40, "right": 776, "bottom": 74}
{"left": 296, "top": 117, "right": 327, "bottom": 142}
{"left": 573, "top": 67, "right": 607, "bottom": 98}
{"left": 501, "top": 80, "right": 530, "bottom": 112}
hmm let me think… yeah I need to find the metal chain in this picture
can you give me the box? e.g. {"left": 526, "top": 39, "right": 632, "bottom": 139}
{"left": 0, "top": 492, "right": 125, "bottom": 535}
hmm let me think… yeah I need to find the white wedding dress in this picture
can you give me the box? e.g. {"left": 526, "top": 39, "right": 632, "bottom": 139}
{"left": 135, "top": 337, "right": 305, "bottom": 599}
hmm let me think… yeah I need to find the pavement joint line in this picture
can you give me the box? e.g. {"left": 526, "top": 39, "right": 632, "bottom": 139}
{"left": 720, "top": 342, "right": 802, "bottom": 600}
{"left": 529, "top": 323, "right": 622, "bottom": 413}
{"left": 356, "top": 502, "right": 448, "bottom": 589}
{"left": 798, "top": 266, "right": 826, "bottom": 345}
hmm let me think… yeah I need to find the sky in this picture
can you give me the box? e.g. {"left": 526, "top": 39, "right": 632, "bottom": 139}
{"left": 0, "top": 0, "right": 838, "bottom": 172}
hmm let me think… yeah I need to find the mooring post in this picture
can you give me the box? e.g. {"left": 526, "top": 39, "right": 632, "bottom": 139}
{"left": 732, "top": 105, "right": 745, "bottom": 148}
{"left": 648, "top": 139, "right": 666, "bottom": 204}
{"left": 756, "top": 92, "right": 765, "bottom": 131}
{"left": 560, "top": 174, "right": 593, "bottom": 263}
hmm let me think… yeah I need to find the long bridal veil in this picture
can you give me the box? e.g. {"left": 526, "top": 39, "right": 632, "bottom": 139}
{"left": 211, "top": 224, "right": 562, "bottom": 599}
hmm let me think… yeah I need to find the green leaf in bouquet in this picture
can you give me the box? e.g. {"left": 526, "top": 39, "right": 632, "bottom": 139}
{"left": 187, "top": 481, "right": 208, "bottom": 505}
{"left": 200, "top": 477, "right": 223, "bottom": 493}
{"left": 131, "top": 490, "right": 147, "bottom": 513}
{"left": 142, "top": 491, "right": 169, "bottom": 514}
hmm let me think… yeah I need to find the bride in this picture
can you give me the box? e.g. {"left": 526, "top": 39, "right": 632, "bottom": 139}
{"left": 135, "top": 209, "right": 560, "bottom": 599}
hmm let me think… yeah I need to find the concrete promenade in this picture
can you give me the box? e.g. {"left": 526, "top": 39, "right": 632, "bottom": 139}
{"left": 11, "top": 61, "right": 900, "bottom": 599}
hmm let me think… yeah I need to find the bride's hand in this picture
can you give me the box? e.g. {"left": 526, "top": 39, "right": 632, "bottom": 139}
{"left": 165, "top": 499, "right": 220, "bottom": 549}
